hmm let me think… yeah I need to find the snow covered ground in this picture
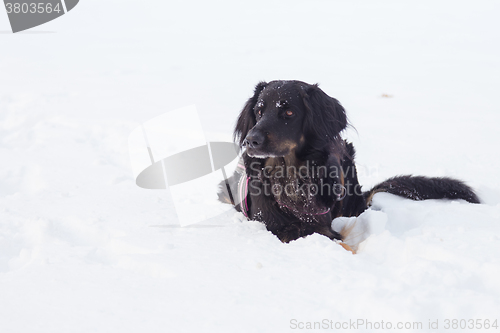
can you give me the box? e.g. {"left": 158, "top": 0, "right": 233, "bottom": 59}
{"left": 1, "top": 1, "right": 500, "bottom": 332}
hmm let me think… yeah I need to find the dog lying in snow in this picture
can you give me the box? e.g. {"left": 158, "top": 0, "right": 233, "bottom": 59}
{"left": 218, "top": 80, "right": 479, "bottom": 245}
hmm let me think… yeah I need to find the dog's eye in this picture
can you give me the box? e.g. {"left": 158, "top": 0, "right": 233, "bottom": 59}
{"left": 285, "top": 110, "right": 294, "bottom": 117}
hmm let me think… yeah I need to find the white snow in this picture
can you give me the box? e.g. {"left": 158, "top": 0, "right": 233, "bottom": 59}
{"left": 1, "top": 0, "right": 500, "bottom": 332}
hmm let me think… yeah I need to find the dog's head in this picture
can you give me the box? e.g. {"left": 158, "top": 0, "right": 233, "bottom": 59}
{"left": 235, "top": 80, "right": 348, "bottom": 158}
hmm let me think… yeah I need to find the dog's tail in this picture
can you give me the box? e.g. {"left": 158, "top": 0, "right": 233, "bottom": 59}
{"left": 364, "top": 175, "right": 480, "bottom": 206}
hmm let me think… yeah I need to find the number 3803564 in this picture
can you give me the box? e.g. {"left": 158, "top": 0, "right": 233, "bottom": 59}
{"left": 5, "top": 3, "right": 62, "bottom": 14}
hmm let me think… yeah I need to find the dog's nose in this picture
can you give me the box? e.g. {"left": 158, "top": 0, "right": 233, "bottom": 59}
{"left": 244, "top": 132, "right": 265, "bottom": 149}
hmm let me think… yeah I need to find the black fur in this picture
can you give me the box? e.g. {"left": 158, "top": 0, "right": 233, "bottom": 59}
{"left": 219, "top": 80, "right": 479, "bottom": 243}
{"left": 365, "top": 175, "right": 480, "bottom": 204}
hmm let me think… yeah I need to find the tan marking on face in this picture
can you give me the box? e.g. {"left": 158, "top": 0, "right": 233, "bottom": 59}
{"left": 277, "top": 140, "right": 298, "bottom": 152}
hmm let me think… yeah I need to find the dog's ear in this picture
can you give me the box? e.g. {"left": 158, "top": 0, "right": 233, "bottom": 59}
{"left": 300, "top": 84, "right": 348, "bottom": 148}
{"left": 234, "top": 81, "right": 268, "bottom": 146}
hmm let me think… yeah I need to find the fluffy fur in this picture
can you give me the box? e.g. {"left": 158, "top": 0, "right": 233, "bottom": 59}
{"left": 219, "top": 80, "right": 480, "bottom": 243}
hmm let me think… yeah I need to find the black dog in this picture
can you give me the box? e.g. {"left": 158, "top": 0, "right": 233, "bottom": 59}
{"left": 219, "top": 80, "right": 479, "bottom": 243}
